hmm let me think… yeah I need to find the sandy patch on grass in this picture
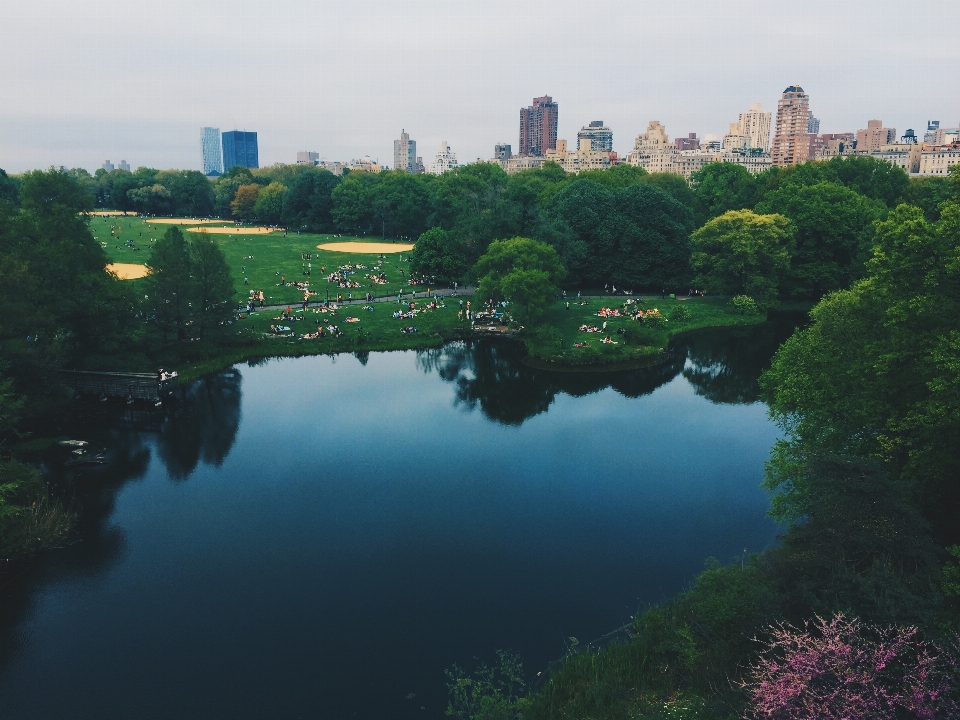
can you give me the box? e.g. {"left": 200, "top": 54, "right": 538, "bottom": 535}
{"left": 147, "top": 218, "right": 235, "bottom": 225}
{"left": 317, "top": 242, "right": 415, "bottom": 253}
{"left": 106, "top": 263, "right": 150, "bottom": 280}
{"left": 83, "top": 211, "right": 138, "bottom": 216}
{"left": 186, "top": 226, "right": 277, "bottom": 234}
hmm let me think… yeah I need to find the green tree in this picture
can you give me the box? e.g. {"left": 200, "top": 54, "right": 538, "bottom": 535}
{"left": 145, "top": 227, "right": 194, "bottom": 343}
{"left": 473, "top": 237, "right": 566, "bottom": 322}
{"left": 761, "top": 202, "right": 960, "bottom": 543}
{"left": 127, "top": 183, "right": 172, "bottom": 215}
{"left": 157, "top": 170, "right": 215, "bottom": 216}
{"left": 690, "top": 162, "right": 758, "bottom": 224}
{"left": 189, "top": 233, "right": 235, "bottom": 336}
{"left": 230, "top": 184, "right": 260, "bottom": 219}
{"left": 690, "top": 210, "right": 793, "bottom": 305}
{"left": 409, "top": 228, "right": 468, "bottom": 282}
{"left": 0, "top": 168, "right": 19, "bottom": 206}
{"left": 253, "top": 181, "right": 288, "bottom": 224}
{"left": 756, "top": 181, "right": 886, "bottom": 298}
{"left": 281, "top": 169, "right": 340, "bottom": 231}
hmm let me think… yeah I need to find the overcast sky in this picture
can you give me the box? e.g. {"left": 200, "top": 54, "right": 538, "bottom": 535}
{"left": 1, "top": 0, "right": 958, "bottom": 174}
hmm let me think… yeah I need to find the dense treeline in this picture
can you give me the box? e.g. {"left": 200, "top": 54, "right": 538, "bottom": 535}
{"left": 19, "top": 155, "right": 956, "bottom": 303}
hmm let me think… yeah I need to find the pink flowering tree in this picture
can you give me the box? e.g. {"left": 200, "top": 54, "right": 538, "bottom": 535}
{"left": 742, "top": 613, "right": 959, "bottom": 719}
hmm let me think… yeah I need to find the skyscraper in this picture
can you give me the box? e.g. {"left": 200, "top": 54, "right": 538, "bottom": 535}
{"left": 393, "top": 130, "right": 416, "bottom": 173}
{"left": 519, "top": 95, "right": 558, "bottom": 156}
{"left": 201, "top": 127, "right": 223, "bottom": 175}
{"left": 739, "top": 103, "right": 773, "bottom": 151}
{"left": 577, "top": 121, "right": 613, "bottom": 153}
{"left": 807, "top": 114, "right": 820, "bottom": 135}
{"left": 494, "top": 143, "right": 512, "bottom": 161}
{"left": 102, "top": 160, "right": 114, "bottom": 172}
{"left": 771, "top": 86, "right": 810, "bottom": 166}
{"left": 222, "top": 131, "right": 259, "bottom": 170}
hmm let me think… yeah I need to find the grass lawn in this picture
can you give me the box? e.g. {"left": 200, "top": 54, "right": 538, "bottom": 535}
{"left": 524, "top": 296, "right": 767, "bottom": 365}
{"left": 89, "top": 215, "right": 430, "bottom": 307}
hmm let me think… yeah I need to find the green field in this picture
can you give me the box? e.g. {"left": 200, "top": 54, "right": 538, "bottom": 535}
{"left": 90, "top": 215, "right": 432, "bottom": 307}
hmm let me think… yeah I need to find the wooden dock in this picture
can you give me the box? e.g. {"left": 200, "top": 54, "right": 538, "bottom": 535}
{"left": 60, "top": 370, "right": 179, "bottom": 402}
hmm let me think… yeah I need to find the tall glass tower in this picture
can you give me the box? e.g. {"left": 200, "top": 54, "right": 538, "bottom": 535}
{"left": 201, "top": 127, "right": 223, "bottom": 175}
{"left": 221, "top": 131, "right": 259, "bottom": 170}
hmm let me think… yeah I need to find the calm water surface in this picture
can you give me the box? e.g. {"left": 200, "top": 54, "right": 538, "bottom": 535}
{"left": 0, "top": 326, "right": 794, "bottom": 719}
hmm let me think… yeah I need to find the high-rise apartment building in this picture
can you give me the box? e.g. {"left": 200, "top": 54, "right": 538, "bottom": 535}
{"left": 430, "top": 141, "right": 458, "bottom": 175}
{"left": 222, "top": 131, "right": 259, "bottom": 170}
{"left": 856, "top": 120, "right": 897, "bottom": 153}
{"left": 737, "top": 103, "right": 772, "bottom": 151}
{"left": 118, "top": 160, "right": 130, "bottom": 172}
{"left": 577, "top": 121, "right": 613, "bottom": 153}
{"left": 771, "top": 86, "right": 811, "bottom": 166}
{"left": 102, "top": 160, "right": 114, "bottom": 172}
{"left": 519, "top": 95, "right": 558, "bottom": 156}
{"left": 494, "top": 143, "right": 512, "bottom": 161}
{"left": 201, "top": 127, "right": 223, "bottom": 175}
{"left": 807, "top": 114, "right": 820, "bottom": 134}
{"left": 674, "top": 133, "right": 699, "bottom": 151}
{"left": 393, "top": 130, "right": 416, "bottom": 173}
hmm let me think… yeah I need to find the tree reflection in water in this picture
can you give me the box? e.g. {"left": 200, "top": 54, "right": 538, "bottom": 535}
{"left": 680, "top": 318, "right": 804, "bottom": 405}
{"left": 418, "top": 320, "right": 802, "bottom": 425}
{"left": 156, "top": 368, "right": 243, "bottom": 479}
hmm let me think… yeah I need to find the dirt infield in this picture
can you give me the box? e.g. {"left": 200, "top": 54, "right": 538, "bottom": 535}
{"left": 185, "top": 226, "right": 277, "bottom": 234}
{"left": 317, "top": 242, "right": 415, "bottom": 253}
{"left": 106, "top": 263, "right": 150, "bottom": 280}
{"left": 147, "top": 218, "right": 235, "bottom": 225}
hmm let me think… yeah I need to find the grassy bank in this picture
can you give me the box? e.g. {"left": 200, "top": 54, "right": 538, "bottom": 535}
{"left": 523, "top": 296, "right": 767, "bottom": 367}
{"left": 0, "top": 460, "right": 77, "bottom": 565}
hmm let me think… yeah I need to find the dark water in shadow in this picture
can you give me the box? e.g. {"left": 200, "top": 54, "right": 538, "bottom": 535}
{"left": 0, "top": 323, "right": 796, "bottom": 719}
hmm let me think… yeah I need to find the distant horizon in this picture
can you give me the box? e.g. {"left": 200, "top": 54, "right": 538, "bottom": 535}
{"left": 2, "top": 0, "right": 958, "bottom": 174}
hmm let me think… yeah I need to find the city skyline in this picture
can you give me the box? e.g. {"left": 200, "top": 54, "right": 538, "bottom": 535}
{"left": 1, "top": 0, "right": 959, "bottom": 173}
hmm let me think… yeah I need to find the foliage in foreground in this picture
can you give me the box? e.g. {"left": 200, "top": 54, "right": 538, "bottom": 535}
{"left": 742, "top": 613, "right": 960, "bottom": 719}
{"left": 0, "top": 460, "right": 76, "bottom": 562}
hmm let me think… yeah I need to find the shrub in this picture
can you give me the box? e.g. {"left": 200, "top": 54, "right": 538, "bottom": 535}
{"left": 742, "top": 613, "right": 960, "bottom": 719}
{"left": 730, "top": 295, "right": 759, "bottom": 315}
{"left": 623, "top": 323, "right": 664, "bottom": 347}
{"left": 641, "top": 310, "right": 668, "bottom": 329}
{"left": 669, "top": 304, "right": 691, "bottom": 322}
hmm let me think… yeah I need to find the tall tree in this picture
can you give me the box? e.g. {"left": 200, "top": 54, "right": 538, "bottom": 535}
{"left": 690, "top": 210, "right": 794, "bottom": 305}
{"left": 189, "top": 234, "right": 235, "bottom": 337}
{"left": 145, "top": 227, "right": 194, "bottom": 343}
{"left": 756, "top": 181, "right": 886, "bottom": 298}
{"left": 230, "top": 184, "right": 260, "bottom": 219}
{"left": 473, "top": 237, "right": 566, "bottom": 322}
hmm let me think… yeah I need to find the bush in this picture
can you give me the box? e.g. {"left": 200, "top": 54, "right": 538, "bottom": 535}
{"left": 623, "top": 322, "right": 665, "bottom": 347}
{"left": 669, "top": 304, "right": 691, "bottom": 322}
{"left": 641, "top": 310, "right": 668, "bottom": 329}
{"left": 730, "top": 295, "right": 759, "bottom": 315}
{"left": 742, "top": 613, "right": 960, "bottom": 719}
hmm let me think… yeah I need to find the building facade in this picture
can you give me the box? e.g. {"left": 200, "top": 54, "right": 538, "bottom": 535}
{"left": 102, "top": 160, "right": 114, "bottom": 172}
{"left": 201, "top": 127, "right": 223, "bottom": 175}
{"left": 118, "top": 160, "right": 130, "bottom": 172}
{"left": 430, "top": 141, "right": 458, "bottom": 175}
{"left": 494, "top": 143, "right": 512, "bottom": 161}
{"left": 576, "top": 121, "right": 613, "bottom": 153}
{"left": 856, "top": 120, "right": 897, "bottom": 153}
{"left": 674, "top": 133, "right": 699, "bottom": 151}
{"left": 393, "top": 130, "right": 416, "bottom": 173}
{"left": 739, "top": 103, "right": 772, "bottom": 151}
{"left": 544, "top": 138, "right": 616, "bottom": 173}
{"left": 626, "top": 121, "right": 680, "bottom": 174}
{"left": 807, "top": 113, "right": 820, "bottom": 134}
{"left": 499, "top": 156, "right": 543, "bottom": 174}
{"left": 519, "top": 95, "right": 559, "bottom": 156}
{"left": 222, "top": 131, "right": 259, "bottom": 170}
{"left": 919, "top": 145, "right": 960, "bottom": 175}
{"left": 771, "top": 86, "right": 811, "bottom": 166}
{"left": 296, "top": 151, "right": 320, "bottom": 165}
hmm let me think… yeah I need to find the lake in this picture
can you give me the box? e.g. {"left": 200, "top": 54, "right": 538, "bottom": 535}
{"left": 0, "top": 324, "right": 795, "bottom": 719}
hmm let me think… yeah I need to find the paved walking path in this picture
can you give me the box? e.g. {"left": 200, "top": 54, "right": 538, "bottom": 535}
{"left": 245, "top": 286, "right": 476, "bottom": 314}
